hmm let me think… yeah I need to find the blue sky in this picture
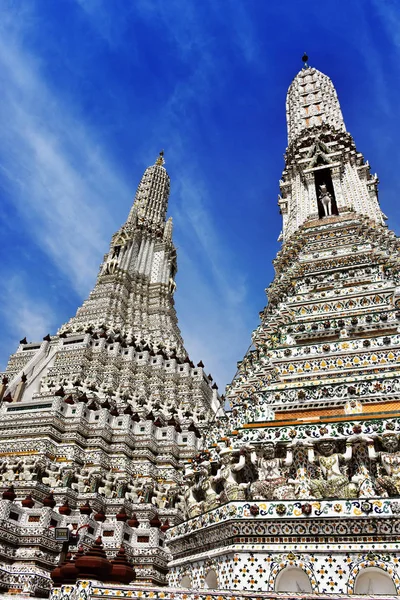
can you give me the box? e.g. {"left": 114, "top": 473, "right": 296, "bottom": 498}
{"left": 1, "top": 0, "right": 400, "bottom": 391}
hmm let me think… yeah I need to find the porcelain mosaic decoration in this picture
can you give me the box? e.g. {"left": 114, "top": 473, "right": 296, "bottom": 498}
{"left": 1, "top": 57, "right": 400, "bottom": 599}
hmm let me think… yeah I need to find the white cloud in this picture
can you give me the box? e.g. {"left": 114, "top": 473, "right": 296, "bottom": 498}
{"left": 0, "top": 21, "right": 131, "bottom": 296}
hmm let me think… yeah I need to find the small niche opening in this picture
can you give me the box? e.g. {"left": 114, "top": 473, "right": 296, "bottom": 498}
{"left": 314, "top": 167, "right": 338, "bottom": 218}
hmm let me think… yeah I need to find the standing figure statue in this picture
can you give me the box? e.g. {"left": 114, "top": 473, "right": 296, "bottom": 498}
{"left": 250, "top": 442, "right": 295, "bottom": 500}
{"left": 348, "top": 435, "right": 376, "bottom": 497}
{"left": 319, "top": 183, "right": 333, "bottom": 217}
{"left": 182, "top": 470, "right": 202, "bottom": 518}
{"left": 308, "top": 440, "right": 357, "bottom": 499}
{"left": 213, "top": 448, "right": 249, "bottom": 501}
{"left": 199, "top": 461, "right": 219, "bottom": 511}
{"left": 368, "top": 434, "right": 400, "bottom": 496}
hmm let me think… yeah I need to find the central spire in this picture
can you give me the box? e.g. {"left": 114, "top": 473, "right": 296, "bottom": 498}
{"left": 278, "top": 62, "right": 383, "bottom": 241}
{"left": 127, "top": 151, "right": 170, "bottom": 228}
{"left": 286, "top": 65, "right": 346, "bottom": 144}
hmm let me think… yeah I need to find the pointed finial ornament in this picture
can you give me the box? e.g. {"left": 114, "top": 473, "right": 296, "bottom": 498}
{"left": 302, "top": 52, "right": 309, "bottom": 68}
{"left": 155, "top": 150, "right": 165, "bottom": 166}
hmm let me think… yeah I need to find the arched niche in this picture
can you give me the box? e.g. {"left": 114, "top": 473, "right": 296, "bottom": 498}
{"left": 354, "top": 568, "right": 397, "bottom": 595}
{"left": 205, "top": 568, "right": 218, "bottom": 589}
{"left": 179, "top": 575, "right": 192, "bottom": 589}
{"left": 275, "top": 567, "right": 313, "bottom": 593}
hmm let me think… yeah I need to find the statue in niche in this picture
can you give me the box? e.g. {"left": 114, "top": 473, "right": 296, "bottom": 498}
{"left": 61, "top": 468, "right": 76, "bottom": 488}
{"left": 141, "top": 481, "right": 157, "bottom": 504}
{"left": 368, "top": 434, "right": 400, "bottom": 496}
{"left": 168, "top": 277, "right": 177, "bottom": 294}
{"left": 286, "top": 444, "right": 314, "bottom": 499}
{"left": 250, "top": 442, "right": 295, "bottom": 500}
{"left": 115, "top": 475, "right": 128, "bottom": 498}
{"left": 89, "top": 470, "right": 103, "bottom": 493}
{"left": 102, "top": 250, "right": 120, "bottom": 275}
{"left": 165, "top": 485, "right": 184, "bottom": 510}
{"left": 111, "top": 245, "right": 121, "bottom": 259}
{"left": 308, "top": 439, "right": 357, "bottom": 499}
{"left": 318, "top": 183, "right": 333, "bottom": 217}
{"left": 351, "top": 462, "right": 376, "bottom": 497}
{"left": 213, "top": 448, "right": 249, "bottom": 501}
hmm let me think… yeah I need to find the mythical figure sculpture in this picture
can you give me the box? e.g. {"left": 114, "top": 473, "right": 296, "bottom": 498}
{"left": 250, "top": 442, "right": 295, "bottom": 500}
{"left": 151, "top": 483, "right": 169, "bottom": 509}
{"left": 346, "top": 435, "right": 376, "bottom": 497}
{"left": 199, "top": 461, "right": 219, "bottom": 511}
{"left": 308, "top": 439, "right": 357, "bottom": 499}
{"left": 126, "top": 477, "right": 143, "bottom": 503}
{"left": 102, "top": 255, "right": 119, "bottom": 275}
{"left": 20, "top": 456, "right": 42, "bottom": 482}
{"left": 114, "top": 475, "right": 128, "bottom": 498}
{"left": 213, "top": 448, "right": 249, "bottom": 501}
{"left": 42, "top": 463, "right": 62, "bottom": 488}
{"left": 165, "top": 484, "right": 184, "bottom": 510}
{"left": 71, "top": 468, "right": 92, "bottom": 494}
{"left": 368, "top": 434, "right": 400, "bottom": 496}
{"left": 182, "top": 470, "right": 202, "bottom": 518}
{"left": 319, "top": 183, "right": 333, "bottom": 217}
{"left": 98, "top": 472, "right": 115, "bottom": 498}
{"left": 2, "top": 457, "right": 22, "bottom": 483}
{"left": 89, "top": 470, "right": 103, "bottom": 493}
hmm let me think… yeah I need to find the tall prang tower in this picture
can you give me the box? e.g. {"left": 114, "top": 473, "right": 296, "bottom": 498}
{"left": 166, "top": 60, "right": 400, "bottom": 598}
{"left": 59, "top": 151, "right": 185, "bottom": 354}
{"left": 0, "top": 153, "right": 221, "bottom": 596}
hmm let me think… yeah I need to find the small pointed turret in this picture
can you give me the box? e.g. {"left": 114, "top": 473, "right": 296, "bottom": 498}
{"left": 127, "top": 150, "right": 170, "bottom": 227}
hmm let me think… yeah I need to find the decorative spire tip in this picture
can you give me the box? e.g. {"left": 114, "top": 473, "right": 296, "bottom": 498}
{"left": 302, "top": 52, "right": 309, "bottom": 68}
{"left": 155, "top": 150, "right": 165, "bottom": 166}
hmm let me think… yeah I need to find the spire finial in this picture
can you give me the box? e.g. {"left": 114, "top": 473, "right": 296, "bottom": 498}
{"left": 302, "top": 52, "right": 309, "bottom": 68}
{"left": 155, "top": 150, "right": 165, "bottom": 166}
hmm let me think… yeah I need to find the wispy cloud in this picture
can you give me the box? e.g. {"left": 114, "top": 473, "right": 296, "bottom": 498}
{"left": 0, "top": 14, "right": 131, "bottom": 297}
